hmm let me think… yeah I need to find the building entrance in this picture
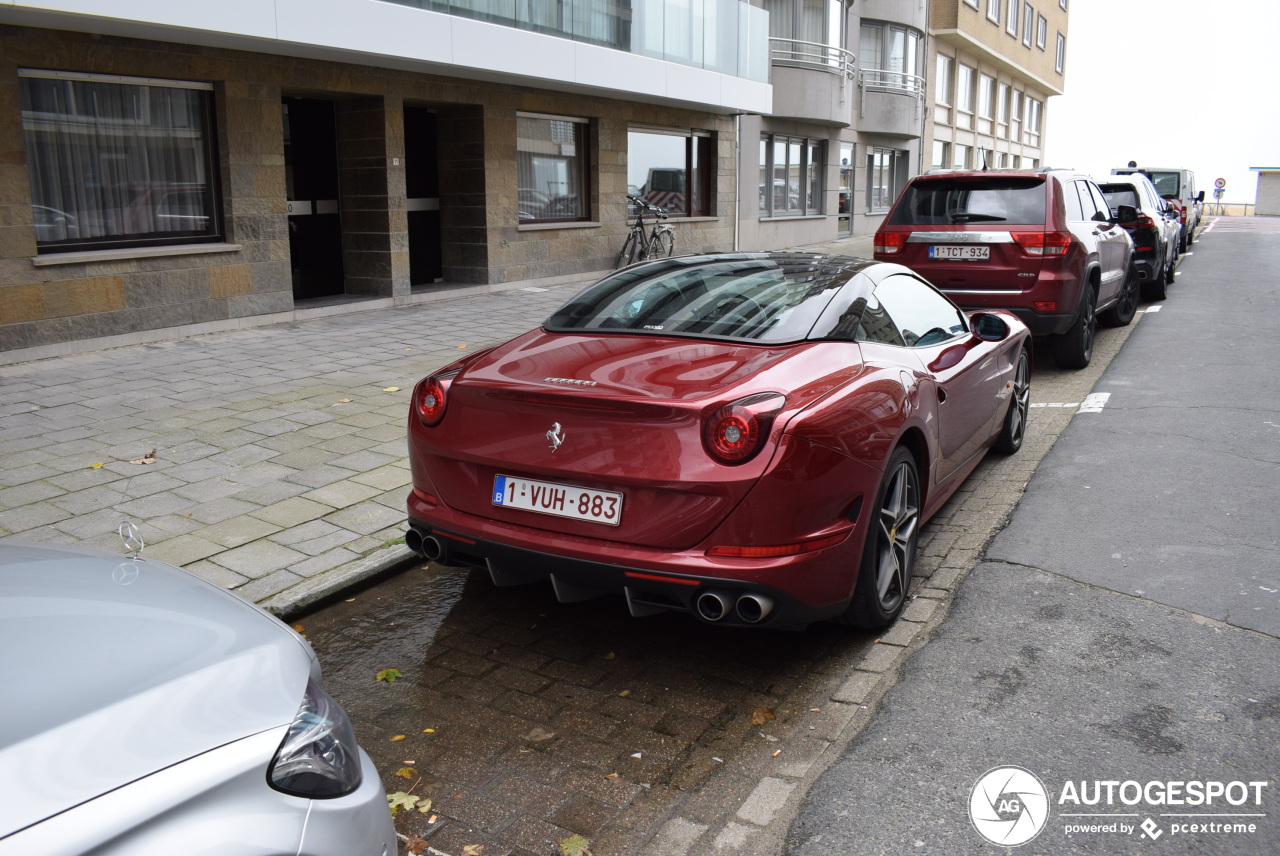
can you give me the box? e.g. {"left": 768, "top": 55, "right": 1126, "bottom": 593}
{"left": 283, "top": 97, "right": 344, "bottom": 299}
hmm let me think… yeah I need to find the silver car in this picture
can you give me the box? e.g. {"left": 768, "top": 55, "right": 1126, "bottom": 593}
{"left": 0, "top": 540, "right": 396, "bottom": 856}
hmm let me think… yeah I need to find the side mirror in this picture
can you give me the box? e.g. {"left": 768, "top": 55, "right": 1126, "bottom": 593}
{"left": 1195, "top": 191, "right": 1205, "bottom": 202}
{"left": 971, "top": 312, "right": 1010, "bottom": 342}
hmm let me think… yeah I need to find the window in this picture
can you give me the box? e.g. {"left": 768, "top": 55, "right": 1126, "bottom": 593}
{"left": 978, "top": 75, "right": 995, "bottom": 119}
{"left": 629, "top": 127, "right": 712, "bottom": 218}
{"left": 1025, "top": 98, "right": 1042, "bottom": 145}
{"left": 759, "top": 134, "right": 823, "bottom": 217}
{"left": 1011, "top": 91, "right": 1023, "bottom": 121}
{"left": 963, "top": 0, "right": 979, "bottom": 7}
{"left": 1056, "top": 33, "right": 1066, "bottom": 73}
{"left": 931, "top": 141, "right": 949, "bottom": 170}
{"left": 1023, "top": 5, "right": 1034, "bottom": 46}
{"left": 997, "top": 83, "right": 1010, "bottom": 125}
{"left": 518, "top": 113, "right": 589, "bottom": 222}
{"left": 19, "top": 69, "right": 222, "bottom": 253}
{"left": 867, "top": 148, "right": 906, "bottom": 211}
{"left": 987, "top": 0, "right": 1001, "bottom": 23}
{"left": 766, "top": 0, "right": 846, "bottom": 52}
{"left": 953, "top": 144, "right": 970, "bottom": 170}
{"left": 956, "top": 65, "right": 975, "bottom": 114}
{"left": 995, "top": 151, "right": 1007, "bottom": 168}
{"left": 1007, "top": 0, "right": 1019, "bottom": 36}
{"left": 1060, "top": 0, "right": 1067, "bottom": 9}
{"left": 867, "top": 275, "right": 967, "bottom": 348}
{"left": 861, "top": 22, "right": 924, "bottom": 93}
{"left": 1036, "top": 14, "right": 1047, "bottom": 48}
{"left": 935, "top": 54, "right": 953, "bottom": 106}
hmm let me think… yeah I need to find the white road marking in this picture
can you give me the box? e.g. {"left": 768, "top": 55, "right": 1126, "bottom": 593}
{"left": 1078, "top": 392, "right": 1111, "bottom": 413}
{"left": 1144, "top": 305, "right": 1162, "bottom": 313}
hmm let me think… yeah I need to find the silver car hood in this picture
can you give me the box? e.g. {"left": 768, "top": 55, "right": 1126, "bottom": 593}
{"left": 0, "top": 542, "right": 314, "bottom": 839}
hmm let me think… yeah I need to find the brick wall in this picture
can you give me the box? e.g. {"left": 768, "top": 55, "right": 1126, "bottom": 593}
{"left": 0, "top": 25, "right": 737, "bottom": 354}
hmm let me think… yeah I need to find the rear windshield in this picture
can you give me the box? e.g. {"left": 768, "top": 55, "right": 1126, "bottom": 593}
{"left": 1146, "top": 172, "right": 1182, "bottom": 197}
{"left": 1098, "top": 186, "right": 1139, "bottom": 212}
{"left": 888, "top": 177, "right": 1046, "bottom": 226}
{"left": 546, "top": 258, "right": 855, "bottom": 344}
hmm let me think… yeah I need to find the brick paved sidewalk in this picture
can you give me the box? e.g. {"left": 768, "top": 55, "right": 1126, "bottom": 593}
{"left": 0, "top": 236, "right": 873, "bottom": 615}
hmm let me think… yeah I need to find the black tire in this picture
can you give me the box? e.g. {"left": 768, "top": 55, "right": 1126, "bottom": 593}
{"left": 651, "top": 229, "right": 675, "bottom": 258}
{"left": 1051, "top": 286, "right": 1096, "bottom": 369}
{"left": 839, "top": 447, "right": 920, "bottom": 629}
{"left": 1099, "top": 265, "right": 1139, "bottom": 328}
{"left": 1165, "top": 252, "right": 1176, "bottom": 285}
{"left": 615, "top": 232, "right": 640, "bottom": 269}
{"left": 1178, "top": 227, "right": 1187, "bottom": 254}
{"left": 995, "top": 347, "right": 1030, "bottom": 455}
{"left": 1186, "top": 222, "right": 1195, "bottom": 246}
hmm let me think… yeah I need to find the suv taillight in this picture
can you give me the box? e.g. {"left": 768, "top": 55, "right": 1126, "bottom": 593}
{"left": 1135, "top": 214, "right": 1155, "bottom": 230}
{"left": 1012, "top": 231, "right": 1073, "bottom": 256}
{"left": 874, "top": 231, "right": 906, "bottom": 255}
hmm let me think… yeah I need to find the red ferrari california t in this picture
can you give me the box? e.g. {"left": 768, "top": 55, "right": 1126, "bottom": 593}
{"left": 406, "top": 253, "right": 1030, "bottom": 629}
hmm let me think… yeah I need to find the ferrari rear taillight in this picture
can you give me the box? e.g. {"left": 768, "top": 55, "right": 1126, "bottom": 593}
{"left": 706, "top": 529, "right": 850, "bottom": 558}
{"left": 1012, "top": 231, "right": 1072, "bottom": 256}
{"left": 874, "top": 231, "right": 906, "bottom": 255}
{"left": 414, "top": 372, "right": 458, "bottom": 426}
{"left": 703, "top": 393, "right": 785, "bottom": 465}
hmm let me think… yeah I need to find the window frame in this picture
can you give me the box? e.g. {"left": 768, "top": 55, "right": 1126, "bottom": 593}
{"left": 759, "top": 133, "right": 824, "bottom": 218}
{"left": 956, "top": 64, "right": 976, "bottom": 115}
{"left": 987, "top": 0, "right": 1001, "bottom": 24}
{"left": 1023, "top": 4, "right": 1035, "bottom": 46}
{"left": 628, "top": 125, "right": 713, "bottom": 219}
{"left": 18, "top": 68, "right": 224, "bottom": 255}
{"left": 978, "top": 74, "right": 996, "bottom": 120}
{"left": 866, "top": 147, "right": 907, "bottom": 213}
{"left": 518, "top": 111, "right": 592, "bottom": 224}
{"left": 935, "top": 54, "right": 954, "bottom": 106}
{"left": 1007, "top": 0, "right": 1020, "bottom": 36}
{"left": 1036, "top": 14, "right": 1048, "bottom": 49}
{"left": 1056, "top": 32, "right": 1066, "bottom": 73}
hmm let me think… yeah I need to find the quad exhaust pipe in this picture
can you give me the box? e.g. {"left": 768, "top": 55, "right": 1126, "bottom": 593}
{"left": 695, "top": 589, "right": 775, "bottom": 624}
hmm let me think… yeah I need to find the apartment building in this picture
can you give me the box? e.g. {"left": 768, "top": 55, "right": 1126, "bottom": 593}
{"left": 0, "top": 0, "right": 771, "bottom": 358}
{"left": 927, "top": 0, "right": 1067, "bottom": 173}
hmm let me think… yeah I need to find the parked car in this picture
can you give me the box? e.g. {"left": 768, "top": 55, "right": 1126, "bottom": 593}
{"left": 873, "top": 168, "right": 1138, "bottom": 369}
{"left": 405, "top": 253, "right": 1031, "bottom": 630}
{"left": 1095, "top": 173, "right": 1180, "bottom": 301}
{"left": 0, "top": 540, "right": 397, "bottom": 856}
{"left": 1111, "top": 165, "right": 1203, "bottom": 251}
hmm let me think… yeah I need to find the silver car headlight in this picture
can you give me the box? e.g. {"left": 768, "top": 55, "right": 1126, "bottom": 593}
{"left": 267, "top": 677, "right": 363, "bottom": 798}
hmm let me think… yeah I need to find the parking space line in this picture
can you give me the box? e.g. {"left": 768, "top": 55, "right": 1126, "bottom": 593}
{"left": 1078, "top": 392, "right": 1111, "bottom": 413}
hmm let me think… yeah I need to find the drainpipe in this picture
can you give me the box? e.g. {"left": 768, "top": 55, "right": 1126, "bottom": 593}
{"left": 734, "top": 113, "right": 741, "bottom": 252}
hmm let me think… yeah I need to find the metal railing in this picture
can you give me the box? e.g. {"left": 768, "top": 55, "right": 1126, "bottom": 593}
{"left": 769, "top": 38, "right": 856, "bottom": 79}
{"left": 859, "top": 68, "right": 926, "bottom": 98}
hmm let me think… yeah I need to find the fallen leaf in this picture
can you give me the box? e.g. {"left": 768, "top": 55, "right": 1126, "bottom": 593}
{"left": 89, "top": 462, "right": 104, "bottom": 470}
{"left": 605, "top": 772, "right": 619, "bottom": 779}
{"left": 462, "top": 845, "right": 484, "bottom": 856}
{"left": 558, "top": 834, "right": 593, "bottom": 856}
{"left": 422, "top": 728, "right": 435, "bottom": 733}
{"left": 383, "top": 386, "right": 401, "bottom": 392}
{"left": 338, "top": 398, "right": 352, "bottom": 403}
{"left": 292, "top": 624, "right": 305, "bottom": 633}
{"left": 128, "top": 449, "right": 157, "bottom": 465}
{"left": 404, "top": 835, "right": 430, "bottom": 855}
{"left": 603, "top": 652, "right": 616, "bottom": 660}
{"left": 618, "top": 690, "right": 631, "bottom": 697}
{"left": 386, "top": 791, "right": 421, "bottom": 814}
{"left": 376, "top": 668, "right": 403, "bottom": 683}
{"left": 417, "top": 798, "right": 433, "bottom": 813}
{"left": 751, "top": 707, "right": 777, "bottom": 726}
{"left": 395, "top": 767, "right": 416, "bottom": 779}
{"left": 810, "top": 708, "right": 822, "bottom": 712}
{"left": 458, "top": 344, "right": 468, "bottom": 349}
{"left": 390, "top": 734, "right": 406, "bottom": 742}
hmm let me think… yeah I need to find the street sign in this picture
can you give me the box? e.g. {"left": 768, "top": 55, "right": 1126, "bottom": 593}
{"left": 1214, "top": 188, "right": 1224, "bottom": 199}
{"left": 1214, "top": 177, "right": 1227, "bottom": 189}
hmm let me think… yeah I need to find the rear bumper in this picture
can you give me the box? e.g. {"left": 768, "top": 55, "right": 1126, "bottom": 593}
{"left": 405, "top": 496, "right": 857, "bottom": 630}
{"left": 955, "top": 304, "right": 1076, "bottom": 337}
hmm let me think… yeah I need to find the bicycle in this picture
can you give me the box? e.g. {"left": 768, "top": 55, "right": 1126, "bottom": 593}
{"left": 616, "top": 194, "right": 675, "bottom": 268}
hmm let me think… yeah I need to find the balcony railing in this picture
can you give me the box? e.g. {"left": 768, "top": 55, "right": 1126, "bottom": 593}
{"left": 769, "top": 37, "right": 856, "bottom": 79}
{"left": 860, "top": 68, "right": 926, "bottom": 98}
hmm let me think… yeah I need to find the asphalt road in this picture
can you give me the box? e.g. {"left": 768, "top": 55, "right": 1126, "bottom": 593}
{"left": 785, "top": 219, "right": 1280, "bottom": 855}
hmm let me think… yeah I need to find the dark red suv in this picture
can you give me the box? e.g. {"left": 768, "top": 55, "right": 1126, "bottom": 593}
{"left": 874, "top": 168, "right": 1137, "bottom": 368}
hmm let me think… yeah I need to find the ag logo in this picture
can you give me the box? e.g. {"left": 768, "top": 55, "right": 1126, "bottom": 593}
{"left": 969, "top": 766, "right": 1049, "bottom": 846}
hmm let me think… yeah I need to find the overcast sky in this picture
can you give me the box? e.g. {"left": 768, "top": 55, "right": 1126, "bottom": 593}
{"left": 1045, "top": 0, "right": 1280, "bottom": 204}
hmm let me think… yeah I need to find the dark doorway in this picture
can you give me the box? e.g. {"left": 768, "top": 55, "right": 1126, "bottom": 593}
{"left": 404, "top": 106, "right": 442, "bottom": 285}
{"left": 284, "top": 98, "right": 344, "bottom": 299}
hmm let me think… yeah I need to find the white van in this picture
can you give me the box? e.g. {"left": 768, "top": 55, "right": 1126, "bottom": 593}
{"left": 1111, "top": 165, "right": 1203, "bottom": 251}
